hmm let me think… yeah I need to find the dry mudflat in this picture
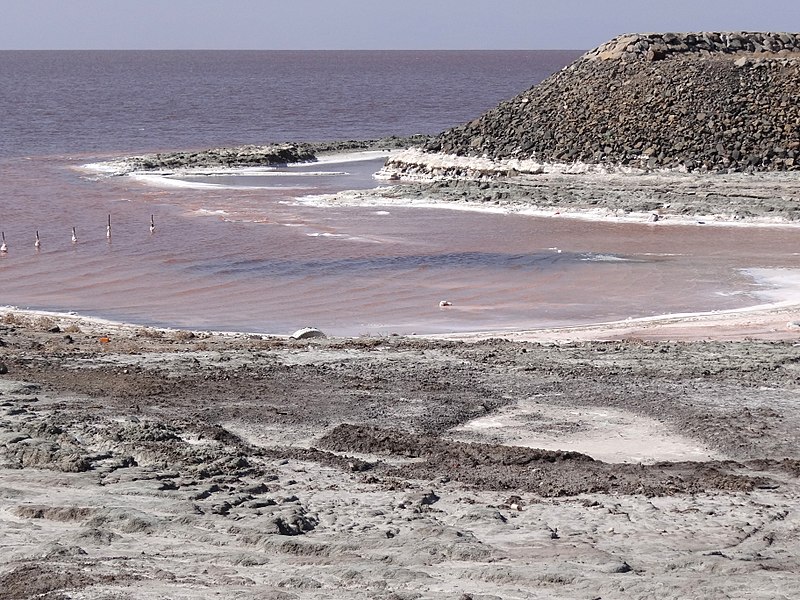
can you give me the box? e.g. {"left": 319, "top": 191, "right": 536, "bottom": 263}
{"left": 1, "top": 310, "right": 800, "bottom": 599}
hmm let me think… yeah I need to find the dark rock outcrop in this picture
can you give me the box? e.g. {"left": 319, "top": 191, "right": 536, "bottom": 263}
{"left": 126, "top": 143, "right": 316, "bottom": 172}
{"left": 419, "top": 32, "right": 800, "bottom": 173}
{"left": 116, "top": 135, "right": 431, "bottom": 173}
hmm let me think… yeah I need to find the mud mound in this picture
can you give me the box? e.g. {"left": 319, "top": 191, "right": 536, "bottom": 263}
{"left": 0, "top": 564, "right": 102, "bottom": 600}
{"left": 319, "top": 423, "right": 592, "bottom": 462}
{"left": 317, "top": 424, "right": 768, "bottom": 497}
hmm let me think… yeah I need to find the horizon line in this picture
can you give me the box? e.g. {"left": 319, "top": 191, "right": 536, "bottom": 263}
{"left": 0, "top": 47, "right": 586, "bottom": 52}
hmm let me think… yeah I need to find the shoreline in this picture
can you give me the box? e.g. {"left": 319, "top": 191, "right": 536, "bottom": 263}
{"left": 372, "top": 148, "right": 800, "bottom": 225}
{"left": 433, "top": 299, "right": 800, "bottom": 343}
{"left": 3, "top": 273, "right": 800, "bottom": 344}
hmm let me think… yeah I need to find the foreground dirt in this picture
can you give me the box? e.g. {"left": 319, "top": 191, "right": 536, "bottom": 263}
{"left": 1, "top": 313, "right": 800, "bottom": 599}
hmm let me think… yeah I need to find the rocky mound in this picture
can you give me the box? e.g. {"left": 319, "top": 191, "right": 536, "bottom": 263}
{"left": 418, "top": 32, "right": 800, "bottom": 173}
{"left": 110, "top": 135, "right": 430, "bottom": 174}
{"left": 318, "top": 424, "right": 767, "bottom": 496}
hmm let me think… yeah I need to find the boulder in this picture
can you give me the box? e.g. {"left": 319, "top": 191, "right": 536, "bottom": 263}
{"left": 291, "top": 327, "right": 326, "bottom": 340}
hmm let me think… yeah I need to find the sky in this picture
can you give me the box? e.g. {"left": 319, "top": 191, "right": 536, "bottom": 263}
{"left": 3, "top": 0, "right": 800, "bottom": 50}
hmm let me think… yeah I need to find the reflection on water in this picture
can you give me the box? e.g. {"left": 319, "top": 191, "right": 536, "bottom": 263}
{"left": 1, "top": 153, "right": 799, "bottom": 336}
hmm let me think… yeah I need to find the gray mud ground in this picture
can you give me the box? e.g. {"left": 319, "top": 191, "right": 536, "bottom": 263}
{"left": 371, "top": 169, "right": 800, "bottom": 223}
{"left": 2, "top": 314, "right": 800, "bottom": 598}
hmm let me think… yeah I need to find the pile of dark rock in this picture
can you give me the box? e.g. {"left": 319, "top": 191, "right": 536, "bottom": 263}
{"left": 421, "top": 32, "right": 800, "bottom": 173}
{"left": 123, "top": 143, "right": 317, "bottom": 172}
{"left": 119, "top": 135, "right": 431, "bottom": 173}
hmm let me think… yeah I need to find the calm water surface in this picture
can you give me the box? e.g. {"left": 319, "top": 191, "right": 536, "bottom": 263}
{"left": 1, "top": 51, "right": 798, "bottom": 335}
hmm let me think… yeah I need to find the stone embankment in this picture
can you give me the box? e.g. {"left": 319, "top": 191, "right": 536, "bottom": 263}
{"left": 387, "top": 32, "right": 800, "bottom": 176}
{"left": 115, "top": 135, "right": 430, "bottom": 174}
{"left": 124, "top": 143, "right": 316, "bottom": 172}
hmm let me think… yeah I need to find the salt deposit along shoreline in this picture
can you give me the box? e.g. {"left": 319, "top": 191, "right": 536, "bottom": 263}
{"left": 90, "top": 144, "right": 800, "bottom": 226}
{"left": 370, "top": 148, "right": 800, "bottom": 225}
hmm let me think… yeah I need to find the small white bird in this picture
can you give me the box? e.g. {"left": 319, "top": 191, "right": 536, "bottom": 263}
{"left": 35, "top": 230, "right": 41, "bottom": 250}
{"left": 71, "top": 227, "right": 77, "bottom": 243}
{"left": 106, "top": 214, "right": 112, "bottom": 239}
{"left": 149, "top": 214, "right": 155, "bottom": 234}
{"left": 0, "top": 232, "right": 7, "bottom": 253}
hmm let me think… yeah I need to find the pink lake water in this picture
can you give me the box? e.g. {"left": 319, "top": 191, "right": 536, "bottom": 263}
{"left": 1, "top": 153, "right": 799, "bottom": 336}
{"left": 1, "top": 50, "right": 799, "bottom": 335}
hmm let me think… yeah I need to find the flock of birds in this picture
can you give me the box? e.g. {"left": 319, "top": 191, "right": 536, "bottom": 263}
{"left": 0, "top": 214, "right": 155, "bottom": 254}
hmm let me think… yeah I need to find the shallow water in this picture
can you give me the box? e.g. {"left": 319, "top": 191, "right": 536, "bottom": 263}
{"left": 1, "top": 152, "right": 799, "bottom": 335}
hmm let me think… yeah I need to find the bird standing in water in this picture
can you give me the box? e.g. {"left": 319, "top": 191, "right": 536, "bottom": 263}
{"left": 107, "top": 214, "right": 112, "bottom": 239}
{"left": 35, "top": 231, "right": 41, "bottom": 250}
{"left": 149, "top": 214, "right": 155, "bottom": 234}
{"left": 71, "top": 227, "right": 77, "bottom": 243}
{"left": 0, "top": 232, "right": 7, "bottom": 253}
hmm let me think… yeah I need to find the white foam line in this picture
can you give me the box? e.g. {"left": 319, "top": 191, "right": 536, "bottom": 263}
{"left": 126, "top": 173, "right": 315, "bottom": 191}
{"left": 309, "top": 150, "right": 391, "bottom": 164}
{"left": 127, "top": 173, "right": 218, "bottom": 189}
{"left": 80, "top": 149, "right": 391, "bottom": 177}
{"left": 188, "top": 170, "right": 349, "bottom": 177}
{"left": 193, "top": 209, "right": 230, "bottom": 216}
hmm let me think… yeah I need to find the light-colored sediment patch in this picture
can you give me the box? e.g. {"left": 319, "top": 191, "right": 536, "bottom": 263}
{"left": 449, "top": 397, "right": 721, "bottom": 464}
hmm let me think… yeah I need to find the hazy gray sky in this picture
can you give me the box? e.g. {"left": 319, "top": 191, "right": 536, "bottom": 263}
{"left": 4, "top": 0, "right": 800, "bottom": 50}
